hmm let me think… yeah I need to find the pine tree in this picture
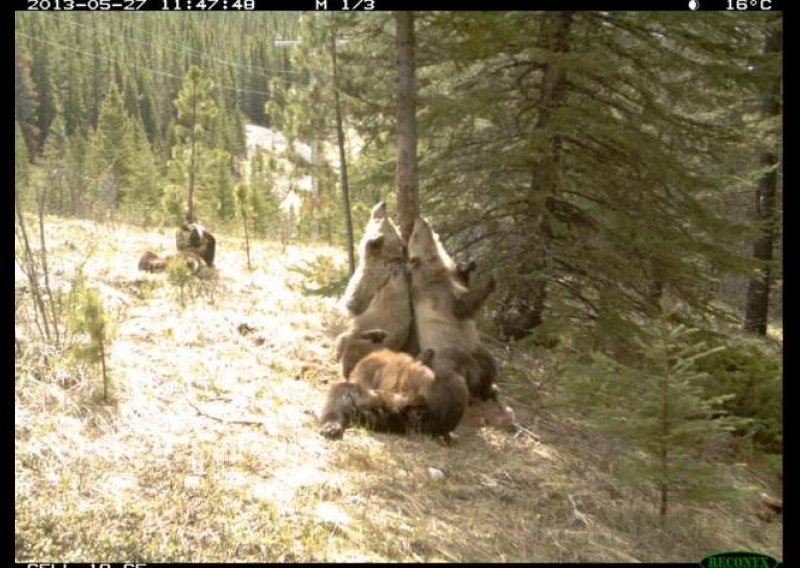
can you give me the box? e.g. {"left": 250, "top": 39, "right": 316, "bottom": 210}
{"left": 170, "top": 65, "right": 219, "bottom": 221}
{"left": 30, "top": 33, "right": 61, "bottom": 150}
{"left": 69, "top": 282, "right": 114, "bottom": 404}
{"left": 40, "top": 113, "right": 69, "bottom": 214}
{"left": 565, "top": 314, "right": 744, "bottom": 517}
{"left": 137, "top": 73, "right": 161, "bottom": 144}
{"left": 127, "top": 118, "right": 163, "bottom": 225}
{"left": 90, "top": 81, "right": 135, "bottom": 212}
{"left": 62, "top": 53, "right": 86, "bottom": 138}
{"left": 744, "top": 16, "right": 782, "bottom": 335}
{"left": 233, "top": 182, "right": 254, "bottom": 270}
{"left": 65, "top": 130, "right": 91, "bottom": 217}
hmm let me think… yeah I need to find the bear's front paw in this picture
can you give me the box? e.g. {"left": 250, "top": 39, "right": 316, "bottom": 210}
{"left": 319, "top": 422, "right": 345, "bottom": 440}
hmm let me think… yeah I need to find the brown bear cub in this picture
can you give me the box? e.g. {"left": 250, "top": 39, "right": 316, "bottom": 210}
{"left": 335, "top": 202, "right": 412, "bottom": 377}
{"left": 138, "top": 250, "right": 206, "bottom": 274}
{"left": 318, "top": 345, "right": 469, "bottom": 441}
{"left": 138, "top": 251, "right": 167, "bottom": 273}
{"left": 176, "top": 217, "right": 217, "bottom": 268}
{"left": 407, "top": 216, "right": 497, "bottom": 401}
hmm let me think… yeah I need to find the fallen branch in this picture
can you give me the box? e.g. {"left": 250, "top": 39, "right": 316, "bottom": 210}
{"left": 181, "top": 381, "right": 272, "bottom": 435}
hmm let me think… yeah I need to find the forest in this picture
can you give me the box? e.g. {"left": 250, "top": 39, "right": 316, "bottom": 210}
{"left": 15, "top": 10, "right": 782, "bottom": 563}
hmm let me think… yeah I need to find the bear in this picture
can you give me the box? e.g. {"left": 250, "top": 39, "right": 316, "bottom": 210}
{"left": 336, "top": 328, "right": 389, "bottom": 379}
{"left": 451, "top": 259, "right": 500, "bottom": 400}
{"left": 176, "top": 217, "right": 217, "bottom": 268}
{"left": 318, "top": 346, "right": 469, "bottom": 442}
{"left": 335, "top": 202, "right": 412, "bottom": 376}
{"left": 138, "top": 250, "right": 206, "bottom": 274}
{"left": 138, "top": 251, "right": 167, "bottom": 273}
{"left": 407, "top": 216, "right": 497, "bottom": 401}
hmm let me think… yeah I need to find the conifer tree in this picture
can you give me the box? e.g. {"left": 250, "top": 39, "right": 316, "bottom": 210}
{"left": 565, "top": 314, "right": 744, "bottom": 517}
{"left": 90, "top": 81, "right": 135, "bottom": 212}
{"left": 128, "top": 118, "right": 162, "bottom": 224}
{"left": 40, "top": 113, "right": 69, "bottom": 214}
{"left": 69, "top": 283, "right": 114, "bottom": 404}
{"left": 30, "top": 37, "right": 61, "bottom": 150}
{"left": 744, "top": 16, "right": 782, "bottom": 335}
{"left": 170, "top": 65, "right": 219, "bottom": 221}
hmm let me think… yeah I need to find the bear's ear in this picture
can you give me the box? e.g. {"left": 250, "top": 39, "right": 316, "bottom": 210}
{"left": 370, "top": 201, "right": 386, "bottom": 220}
{"left": 366, "top": 234, "right": 385, "bottom": 251}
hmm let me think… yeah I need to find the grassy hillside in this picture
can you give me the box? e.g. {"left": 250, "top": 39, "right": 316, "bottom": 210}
{"left": 15, "top": 216, "right": 782, "bottom": 562}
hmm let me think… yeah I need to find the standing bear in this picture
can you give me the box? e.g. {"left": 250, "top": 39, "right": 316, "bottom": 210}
{"left": 176, "top": 216, "right": 217, "bottom": 268}
{"left": 407, "top": 216, "right": 498, "bottom": 401}
{"left": 334, "top": 202, "right": 412, "bottom": 377}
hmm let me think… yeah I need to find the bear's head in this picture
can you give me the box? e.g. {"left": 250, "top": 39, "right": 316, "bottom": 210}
{"left": 361, "top": 201, "right": 404, "bottom": 263}
{"left": 407, "top": 216, "right": 456, "bottom": 271}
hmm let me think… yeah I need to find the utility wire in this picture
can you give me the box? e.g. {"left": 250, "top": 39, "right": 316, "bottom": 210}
{"left": 45, "top": 14, "right": 305, "bottom": 79}
{"left": 16, "top": 30, "right": 299, "bottom": 98}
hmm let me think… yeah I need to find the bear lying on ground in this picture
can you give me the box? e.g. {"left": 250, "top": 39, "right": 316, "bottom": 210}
{"left": 138, "top": 251, "right": 167, "bottom": 273}
{"left": 407, "top": 216, "right": 497, "bottom": 401}
{"left": 138, "top": 250, "right": 206, "bottom": 274}
{"left": 318, "top": 345, "right": 469, "bottom": 441}
{"left": 335, "top": 202, "right": 412, "bottom": 377}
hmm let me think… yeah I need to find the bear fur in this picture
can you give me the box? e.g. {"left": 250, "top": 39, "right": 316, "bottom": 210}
{"left": 452, "top": 260, "right": 500, "bottom": 400}
{"left": 407, "top": 216, "right": 497, "bottom": 401}
{"left": 138, "top": 251, "right": 167, "bottom": 273}
{"left": 318, "top": 346, "right": 469, "bottom": 441}
{"left": 176, "top": 219, "right": 217, "bottom": 267}
{"left": 335, "top": 202, "right": 412, "bottom": 377}
{"left": 138, "top": 250, "right": 206, "bottom": 274}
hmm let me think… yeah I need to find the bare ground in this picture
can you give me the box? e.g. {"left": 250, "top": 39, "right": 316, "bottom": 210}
{"left": 15, "top": 216, "right": 783, "bottom": 562}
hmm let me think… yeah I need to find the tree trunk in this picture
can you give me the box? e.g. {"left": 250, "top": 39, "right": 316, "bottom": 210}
{"left": 744, "top": 22, "right": 782, "bottom": 335}
{"left": 495, "top": 12, "right": 573, "bottom": 341}
{"left": 187, "top": 77, "right": 198, "bottom": 222}
{"left": 99, "top": 336, "right": 110, "bottom": 404}
{"left": 330, "top": 32, "right": 356, "bottom": 277}
{"left": 395, "top": 11, "right": 419, "bottom": 243}
{"left": 242, "top": 205, "right": 252, "bottom": 271}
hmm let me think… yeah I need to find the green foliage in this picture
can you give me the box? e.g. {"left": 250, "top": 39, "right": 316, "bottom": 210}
{"left": 68, "top": 281, "right": 114, "bottom": 403}
{"left": 287, "top": 253, "right": 349, "bottom": 297}
{"left": 90, "top": 81, "right": 136, "bottom": 212}
{"left": 161, "top": 184, "right": 186, "bottom": 225}
{"left": 166, "top": 257, "right": 198, "bottom": 308}
{"left": 15, "top": 121, "right": 30, "bottom": 202}
{"left": 694, "top": 337, "right": 782, "bottom": 453}
{"left": 564, "top": 317, "right": 748, "bottom": 516}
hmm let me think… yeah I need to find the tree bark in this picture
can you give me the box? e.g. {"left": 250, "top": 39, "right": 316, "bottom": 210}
{"left": 330, "top": 32, "right": 356, "bottom": 276}
{"left": 744, "top": 22, "right": 782, "bottom": 335}
{"left": 187, "top": 75, "right": 198, "bottom": 222}
{"left": 495, "top": 12, "right": 573, "bottom": 341}
{"left": 395, "top": 11, "right": 419, "bottom": 243}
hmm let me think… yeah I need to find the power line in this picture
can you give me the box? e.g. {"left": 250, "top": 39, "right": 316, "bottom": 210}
{"left": 15, "top": 30, "right": 296, "bottom": 99}
{"left": 45, "top": 14, "right": 304, "bottom": 80}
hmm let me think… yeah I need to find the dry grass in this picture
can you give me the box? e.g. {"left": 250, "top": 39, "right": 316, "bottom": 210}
{"left": 15, "top": 216, "right": 783, "bottom": 562}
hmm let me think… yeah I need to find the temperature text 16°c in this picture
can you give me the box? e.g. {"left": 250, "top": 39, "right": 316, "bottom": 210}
{"left": 727, "top": 0, "right": 772, "bottom": 9}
